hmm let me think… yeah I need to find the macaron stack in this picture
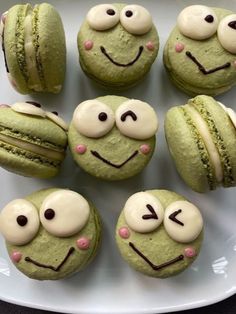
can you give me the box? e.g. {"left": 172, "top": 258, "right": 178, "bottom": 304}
{"left": 0, "top": 2, "right": 235, "bottom": 284}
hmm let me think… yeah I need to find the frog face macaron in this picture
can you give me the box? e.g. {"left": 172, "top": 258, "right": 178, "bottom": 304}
{"left": 0, "top": 188, "right": 101, "bottom": 280}
{"left": 0, "top": 102, "right": 68, "bottom": 178}
{"left": 116, "top": 190, "right": 203, "bottom": 278}
{"left": 68, "top": 96, "right": 158, "bottom": 181}
{"left": 163, "top": 5, "right": 236, "bottom": 96}
{"left": 78, "top": 4, "right": 159, "bottom": 89}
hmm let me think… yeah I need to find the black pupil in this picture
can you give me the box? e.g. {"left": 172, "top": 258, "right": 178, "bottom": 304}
{"left": 26, "top": 101, "right": 41, "bottom": 108}
{"left": 125, "top": 10, "right": 133, "bottom": 17}
{"left": 52, "top": 111, "right": 58, "bottom": 116}
{"left": 44, "top": 208, "right": 55, "bottom": 220}
{"left": 205, "top": 15, "right": 214, "bottom": 23}
{"left": 17, "top": 215, "right": 28, "bottom": 227}
{"left": 107, "top": 9, "right": 115, "bottom": 16}
{"left": 98, "top": 112, "right": 108, "bottom": 121}
{"left": 228, "top": 21, "right": 236, "bottom": 30}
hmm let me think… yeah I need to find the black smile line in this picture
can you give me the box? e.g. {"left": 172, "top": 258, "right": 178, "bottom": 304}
{"left": 91, "top": 150, "right": 138, "bottom": 169}
{"left": 25, "top": 247, "right": 75, "bottom": 272}
{"left": 100, "top": 46, "right": 144, "bottom": 67}
{"left": 186, "top": 51, "right": 231, "bottom": 74}
{"left": 129, "top": 242, "right": 184, "bottom": 271}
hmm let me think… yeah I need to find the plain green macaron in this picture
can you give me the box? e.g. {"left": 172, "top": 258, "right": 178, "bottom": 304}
{"left": 116, "top": 189, "right": 203, "bottom": 278}
{"left": 165, "top": 95, "right": 236, "bottom": 192}
{"left": 0, "top": 188, "right": 102, "bottom": 280}
{"left": 78, "top": 3, "right": 159, "bottom": 89}
{"left": 1, "top": 3, "right": 66, "bottom": 94}
{"left": 0, "top": 102, "right": 68, "bottom": 178}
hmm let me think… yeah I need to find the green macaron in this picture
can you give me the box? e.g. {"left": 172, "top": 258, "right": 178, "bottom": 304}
{"left": 68, "top": 95, "right": 158, "bottom": 181}
{"left": 116, "top": 189, "right": 203, "bottom": 278}
{"left": 78, "top": 3, "right": 159, "bottom": 89}
{"left": 0, "top": 102, "right": 68, "bottom": 178}
{"left": 163, "top": 5, "right": 236, "bottom": 96}
{"left": 0, "top": 188, "right": 101, "bottom": 280}
{"left": 165, "top": 95, "right": 236, "bottom": 192}
{"left": 1, "top": 3, "right": 66, "bottom": 94}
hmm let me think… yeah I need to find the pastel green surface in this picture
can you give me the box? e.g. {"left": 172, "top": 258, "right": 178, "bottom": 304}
{"left": 164, "top": 95, "right": 236, "bottom": 192}
{"left": 68, "top": 95, "right": 156, "bottom": 181}
{"left": 163, "top": 8, "right": 236, "bottom": 96}
{"left": 6, "top": 188, "right": 101, "bottom": 280}
{"left": 116, "top": 189, "right": 203, "bottom": 278}
{"left": 4, "top": 3, "right": 66, "bottom": 94}
{"left": 0, "top": 107, "right": 67, "bottom": 178}
{"left": 78, "top": 3, "right": 159, "bottom": 89}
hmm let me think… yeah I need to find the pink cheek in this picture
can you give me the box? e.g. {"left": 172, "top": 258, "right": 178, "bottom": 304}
{"left": 11, "top": 251, "right": 22, "bottom": 263}
{"left": 184, "top": 247, "right": 196, "bottom": 258}
{"left": 118, "top": 227, "right": 130, "bottom": 239}
{"left": 146, "top": 41, "right": 155, "bottom": 51}
{"left": 139, "top": 144, "right": 151, "bottom": 155}
{"left": 0, "top": 104, "right": 10, "bottom": 108}
{"left": 175, "top": 42, "right": 185, "bottom": 53}
{"left": 233, "top": 60, "right": 236, "bottom": 69}
{"left": 76, "top": 237, "right": 90, "bottom": 250}
{"left": 75, "top": 144, "right": 87, "bottom": 154}
{"left": 84, "top": 40, "right": 93, "bottom": 51}
{"left": 1, "top": 14, "right": 7, "bottom": 24}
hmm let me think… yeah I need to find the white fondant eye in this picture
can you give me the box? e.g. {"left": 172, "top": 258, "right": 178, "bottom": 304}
{"left": 120, "top": 5, "right": 152, "bottom": 35}
{"left": 115, "top": 100, "right": 158, "bottom": 140}
{"left": 164, "top": 201, "right": 203, "bottom": 243}
{"left": 0, "top": 199, "right": 39, "bottom": 245}
{"left": 73, "top": 100, "right": 115, "bottom": 138}
{"left": 39, "top": 190, "right": 90, "bottom": 237}
{"left": 177, "top": 5, "right": 218, "bottom": 40}
{"left": 217, "top": 102, "right": 236, "bottom": 128}
{"left": 218, "top": 14, "right": 236, "bottom": 54}
{"left": 87, "top": 4, "right": 119, "bottom": 31}
{"left": 124, "top": 192, "right": 164, "bottom": 233}
{"left": 46, "top": 111, "right": 68, "bottom": 131}
{"left": 12, "top": 102, "right": 45, "bottom": 117}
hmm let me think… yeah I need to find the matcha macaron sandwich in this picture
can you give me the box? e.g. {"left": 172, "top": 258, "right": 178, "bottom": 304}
{"left": 0, "top": 101, "right": 68, "bottom": 178}
{"left": 1, "top": 3, "right": 66, "bottom": 94}
{"left": 165, "top": 95, "right": 236, "bottom": 193}
{"left": 78, "top": 3, "right": 159, "bottom": 89}
{"left": 116, "top": 189, "right": 203, "bottom": 278}
{"left": 68, "top": 95, "right": 158, "bottom": 181}
{"left": 163, "top": 5, "right": 236, "bottom": 96}
{"left": 0, "top": 188, "right": 101, "bottom": 280}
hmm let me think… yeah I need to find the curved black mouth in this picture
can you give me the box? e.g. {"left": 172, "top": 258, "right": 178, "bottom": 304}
{"left": 91, "top": 150, "right": 138, "bottom": 168}
{"left": 186, "top": 51, "right": 231, "bottom": 75}
{"left": 100, "top": 46, "right": 144, "bottom": 67}
{"left": 129, "top": 242, "right": 184, "bottom": 271}
{"left": 25, "top": 247, "right": 75, "bottom": 272}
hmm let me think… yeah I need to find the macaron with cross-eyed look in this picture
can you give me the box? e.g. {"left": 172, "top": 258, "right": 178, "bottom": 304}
{"left": 163, "top": 5, "right": 236, "bottom": 96}
{"left": 78, "top": 3, "right": 159, "bottom": 89}
{"left": 0, "top": 188, "right": 101, "bottom": 280}
{"left": 116, "top": 189, "right": 203, "bottom": 278}
{"left": 0, "top": 101, "right": 68, "bottom": 178}
{"left": 68, "top": 95, "right": 158, "bottom": 181}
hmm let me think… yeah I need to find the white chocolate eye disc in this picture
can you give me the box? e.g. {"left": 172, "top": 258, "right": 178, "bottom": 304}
{"left": 115, "top": 100, "right": 158, "bottom": 140}
{"left": 120, "top": 5, "right": 152, "bottom": 35}
{"left": 164, "top": 201, "right": 203, "bottom": 243}
{"left": 87, "top": 4, "right": 119, "bottom": 31}
{"left": 73, "top": 100, "right": 115, "bottom": 138}
{"left": 218, "top": 14, "right": 236, "bottom": 54}
{"left": 0, "top": 199, "right": 39, "bottom": 245}
{"left": 12, "top": 102, "right": 45, "bottom": 117}
{"left": 217, "top": 102, "right": 236, "bottom": 129}
{"left": 40, "top": 190, "right": 90, "bottom": 237}
{"left": 124, "top": 192, "right": 164, "bottom": 233}
{"left": 177, "top": 5, "right": 218, "bottom": 40}
{"left": 46, "top": 112, "right": 68, "bottom": 131}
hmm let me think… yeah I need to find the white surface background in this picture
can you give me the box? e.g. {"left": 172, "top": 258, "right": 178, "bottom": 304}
{"left": 0, "top": 0, "right": 236, "bottom": 313}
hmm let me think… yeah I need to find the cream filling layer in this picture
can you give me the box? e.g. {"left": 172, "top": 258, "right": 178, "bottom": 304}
{"left": 24, "top": 11, "right": 42, "bottom": 91}
{"left": 0, "top": 133, "right": 64, "bottom": 161}
{"left": 187, "top": 105, "right": 223, "bottom": 183}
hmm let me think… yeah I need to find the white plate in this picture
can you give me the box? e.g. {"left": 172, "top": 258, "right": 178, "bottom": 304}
{"left": 0, "top": 0, "right": 236, "bottom": 313}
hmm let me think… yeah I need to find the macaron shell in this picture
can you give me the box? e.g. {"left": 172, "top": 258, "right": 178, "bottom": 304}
{"left": 116, "top": 189, "right": 203, "bottom": 278}
{"left": 6, "top": 188, "right": 102, "bottom": 280}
